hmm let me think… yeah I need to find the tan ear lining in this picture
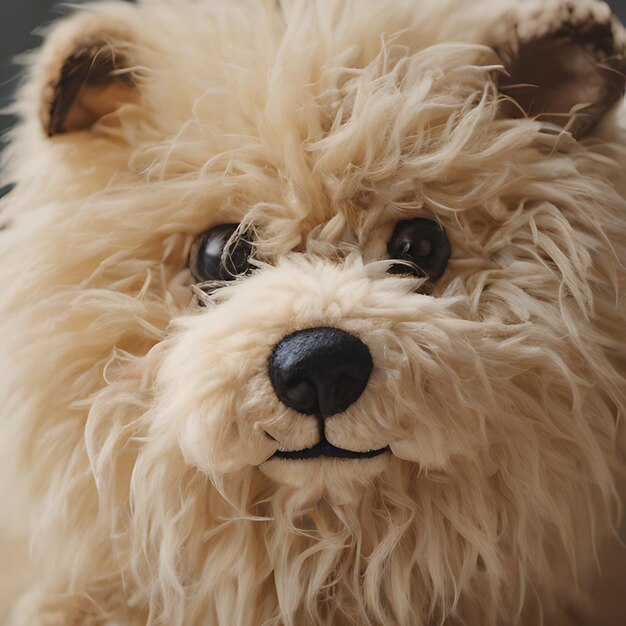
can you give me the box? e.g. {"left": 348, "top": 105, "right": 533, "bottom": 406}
{"left": 41, "top": 41, "right": 138, "bottom": 137}
{"left": 494, "top": 1, "right": 626, "bottom": 138}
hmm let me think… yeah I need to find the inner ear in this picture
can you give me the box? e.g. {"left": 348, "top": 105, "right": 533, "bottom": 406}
{"left": 42, "top": 41, "right": 137, "bottom": 137}
{"left": 495, "top": 3, "right": 626, "bottom": 137}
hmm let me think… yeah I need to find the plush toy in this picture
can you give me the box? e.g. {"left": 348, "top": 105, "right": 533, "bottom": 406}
{"left": 0, "top": 0, "right": 625, "bottom": 624}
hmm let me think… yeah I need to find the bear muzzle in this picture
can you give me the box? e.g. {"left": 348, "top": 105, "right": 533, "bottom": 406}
{"left": 267, "top": 326, "right": 389, "bottom": 460}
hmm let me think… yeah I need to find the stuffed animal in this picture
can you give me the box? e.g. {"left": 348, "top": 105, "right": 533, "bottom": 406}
{"left": 0, "top": 0, "right": 624, "bottom": 624}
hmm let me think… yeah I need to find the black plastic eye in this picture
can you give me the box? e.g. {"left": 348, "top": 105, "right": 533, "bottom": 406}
{"left": 387, "top": 218, "right": 451, "bottom": 282}
{"left": 189, "top": 223, "right": 253, "bottom": 282}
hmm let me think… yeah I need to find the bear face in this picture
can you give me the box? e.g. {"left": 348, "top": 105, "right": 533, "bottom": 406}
{"left": 0, "top": 1, "right": 624, "bottom": 625}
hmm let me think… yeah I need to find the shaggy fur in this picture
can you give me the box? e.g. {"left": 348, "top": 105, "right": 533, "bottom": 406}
{"left": 0, "top": 0, "right": 625, "bottom": 624}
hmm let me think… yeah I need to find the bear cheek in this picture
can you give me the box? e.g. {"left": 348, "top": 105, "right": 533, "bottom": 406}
{"left": 152, "top": 329, "right": 279, "bottom": 476}
{"left": 177, "top": 403, "right": 277, "bottom": 475}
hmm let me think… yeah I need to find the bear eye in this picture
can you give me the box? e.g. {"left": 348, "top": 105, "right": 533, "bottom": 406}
{"left": 387, "top": 218, "right": 451, "bottom": 282}
{"left": 189, "top": 224, "right": 253, "bottom": 282}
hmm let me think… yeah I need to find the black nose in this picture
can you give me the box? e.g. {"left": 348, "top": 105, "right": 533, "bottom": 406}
{"left": 268, "top": 327, "right": 373, "bottom": 417}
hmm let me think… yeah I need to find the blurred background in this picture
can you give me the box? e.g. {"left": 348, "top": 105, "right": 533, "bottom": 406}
{"left": 1, "top": 0, "right": 625, "bottom": 140}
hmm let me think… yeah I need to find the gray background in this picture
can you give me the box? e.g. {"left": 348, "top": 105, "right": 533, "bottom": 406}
{"left": 1, "top": 0, "right": 625, "bottom": 141}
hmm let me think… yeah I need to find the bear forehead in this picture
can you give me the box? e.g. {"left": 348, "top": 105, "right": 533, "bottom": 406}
{"left": 103, "top": 47, "right": 506, "bottom": 251}
{"left": 75, "top": 2, "right": 508, "bottom": 220}
{"left": 7, "top": 0, "right": 616, "bottom": 270}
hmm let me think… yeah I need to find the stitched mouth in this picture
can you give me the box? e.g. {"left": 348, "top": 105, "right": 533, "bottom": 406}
{"left": 272, "top": 442, "right": 390, "bottom": 460}
{"left": 267, "top": 414, "right": 389, "bottom": 460}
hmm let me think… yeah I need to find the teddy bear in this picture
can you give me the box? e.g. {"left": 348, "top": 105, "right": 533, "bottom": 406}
{"left": 0, "top": 0, "right": 624, "bottom": 624}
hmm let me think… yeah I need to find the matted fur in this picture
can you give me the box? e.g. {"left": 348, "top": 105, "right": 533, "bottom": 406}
{"left": 0, "top": 0, "right": 624, "bottom": 625}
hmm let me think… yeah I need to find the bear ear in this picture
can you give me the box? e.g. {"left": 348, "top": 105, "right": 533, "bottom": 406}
{"left": 39, "top": 16, "right": 140, "bottom": 138}
{"left": 493, "top": 0, "right": 626, "bottom": 137}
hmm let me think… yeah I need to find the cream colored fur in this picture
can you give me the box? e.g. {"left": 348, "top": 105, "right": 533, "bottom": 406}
{"left": 0, "top": 0, "right": 624, "bottom": 624}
